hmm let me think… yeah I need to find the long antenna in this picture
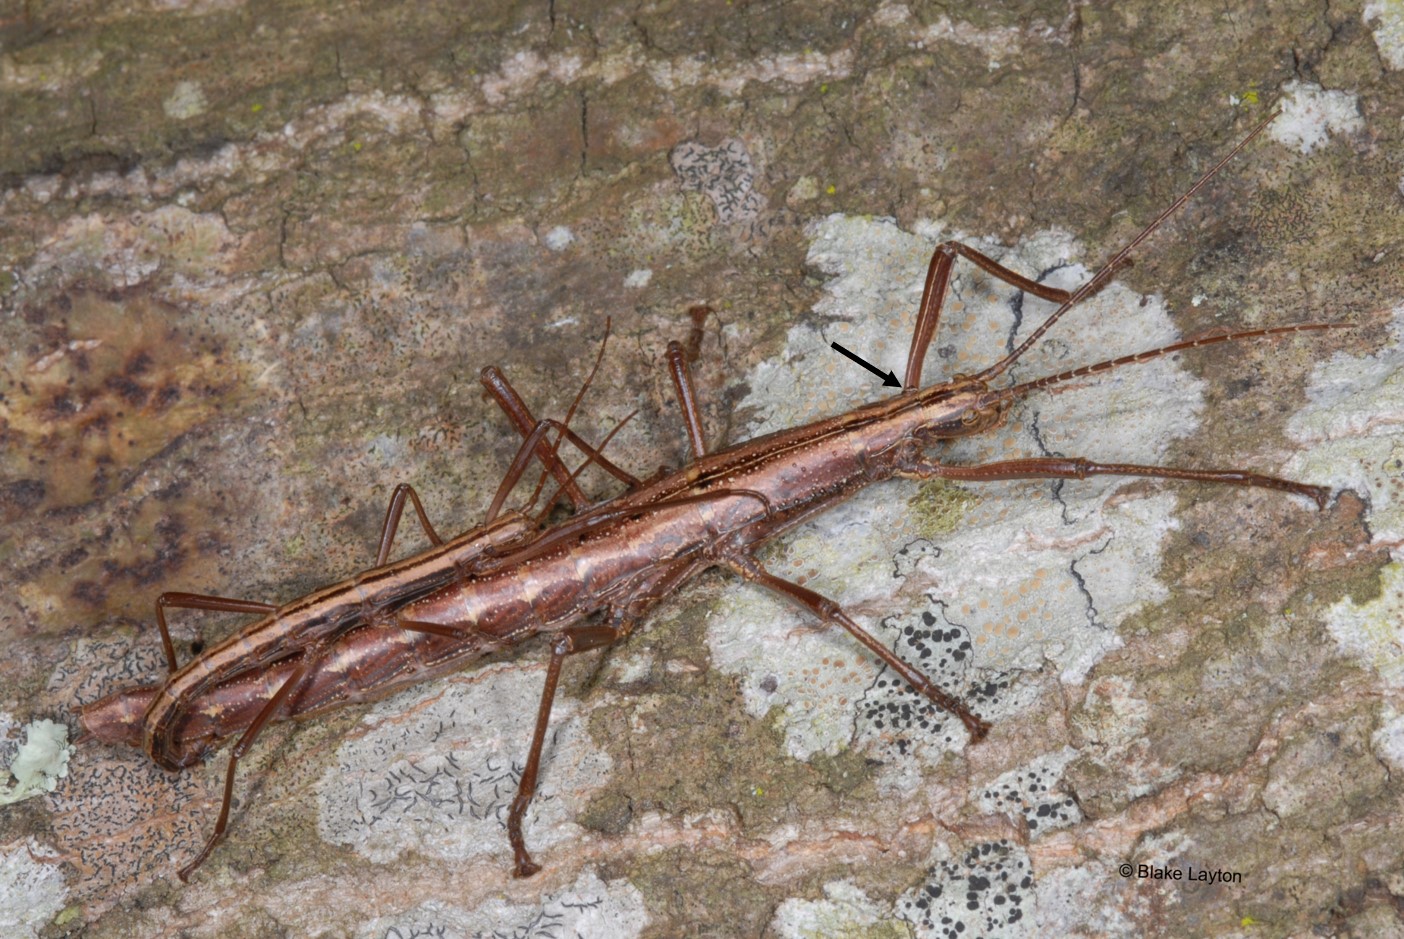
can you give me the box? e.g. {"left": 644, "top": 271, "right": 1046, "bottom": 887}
{"left": 978, "top": 322, "right": 1353, "bottom": 409}
{"left": 974, "top": 109, "right": 1281, "bottom": 384}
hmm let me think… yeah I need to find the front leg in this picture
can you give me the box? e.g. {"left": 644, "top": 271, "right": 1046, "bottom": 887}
{"left": 905, "top": 240, "right": 1080, "bottom": 391}
{"left": 895, "top": 451, "right": 1330, "bottom": 508}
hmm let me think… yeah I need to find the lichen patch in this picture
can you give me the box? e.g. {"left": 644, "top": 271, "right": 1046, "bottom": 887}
{"left": 771, "top": 880, "right": 909, "bottom": 939}
{"left": 1269, "top": 81, "right": 1365, "bottom": 155}
{"left": 1365, "top": 0, "right": 1404, "bottom": 70}
{"left": 975, "top": 747, "right": 1083, "bottom": 838}
{"left": 708, "top": 215, "right": 1207, "bottom": 761}
{"left": 898, "top": 840, "right": 1034, "bottom": 939}
{"left": 1287, "top": 304, "right": 1404, "bottom": 688}
{"left": 317, "top": 663, "right": 612, "bottom": 866}
{"left": 356, "top": 869, "right": 648, "bottom": 939}
{"left": 0, "top": 717, "right": 73, "bottom": 806}
{"left": 0, "top": 840, "right": 69, "bottom": 939}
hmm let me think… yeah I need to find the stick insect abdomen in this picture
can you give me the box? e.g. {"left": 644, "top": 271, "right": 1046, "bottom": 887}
{"left": 82, "top": 615, "right": 513, "bottom": 771}
{"left": 175, "top": 625, "right": 505, "bottom": 763}
{"left": 125, "top": 512, "right": 538, "bottom": 768}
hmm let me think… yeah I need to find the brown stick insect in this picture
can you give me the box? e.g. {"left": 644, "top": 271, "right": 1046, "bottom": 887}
{"left": 78, "top": 110, "right": 1346, "bottom": 881}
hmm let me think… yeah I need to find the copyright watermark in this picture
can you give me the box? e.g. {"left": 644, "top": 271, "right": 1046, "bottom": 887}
{"left": 1118, "top": 863, "right": 1242, "bottom": 886}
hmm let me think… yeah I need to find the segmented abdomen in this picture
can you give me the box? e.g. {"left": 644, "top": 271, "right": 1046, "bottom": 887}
{"left": 138, "top": 621, "right": 501, "bottom": 769}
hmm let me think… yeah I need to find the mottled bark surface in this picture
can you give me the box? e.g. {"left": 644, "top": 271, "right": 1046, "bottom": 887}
{"left": 2, "top": 1, "right": 1403, "bottom": 937}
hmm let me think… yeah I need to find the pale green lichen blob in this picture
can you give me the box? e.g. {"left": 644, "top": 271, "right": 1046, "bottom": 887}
{"left": 0, "top": 718, "right": 73, "bottom": 806}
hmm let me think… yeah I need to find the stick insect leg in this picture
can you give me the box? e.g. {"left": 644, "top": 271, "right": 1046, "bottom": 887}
{"left": 177, "top": 647, "right": 324, "bottom": 881}
{"left": 486, "top": 418, "right": 642, "bottom": 524}
{"left": 725, "top": 554, "right": 990, "bottom": 742}
{"left": 481, "top": 366, "right": 591, "bottom": 512}
{"left": 373, "top": 483, "right": 446, "bottom": 566}
{"left": 665, "top": 340, "right": 708, "bottom": 460}
{"left": 153, "top": 593, "right": 277, "bottom": 674}
{"left": 480, "top": 382, "right": 641, "bottom": 524}
{"left": 897, "top": 454, "right": 1331, "bottom": 509}
{"left": 905, "top": 241, "right": 1087, "bottom": 391}
{"left": 905, "top": 243, "right": 1136, "bottom": 390}
{"left": 500, "top": 558, "right": 703, "bottom": 875}
{"left": 508, "top": 622, "right": 625, "bottom": 877}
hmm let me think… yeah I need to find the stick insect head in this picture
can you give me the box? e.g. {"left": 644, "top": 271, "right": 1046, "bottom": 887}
{"left": 909, "top": 374, "right": 1012, "bottom": 442}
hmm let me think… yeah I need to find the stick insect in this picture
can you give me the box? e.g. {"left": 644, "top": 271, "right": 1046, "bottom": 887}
{"left": 80, "top": 111, "right": 1345, "bottom": 880}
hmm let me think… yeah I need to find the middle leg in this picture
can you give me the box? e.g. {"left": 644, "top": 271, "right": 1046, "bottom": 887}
{"left": 506, "top": 621, "right": 625, "bottom": 877}
{"left": 726, "top": 553, "right": 990, "bottom": 742}
{"left": 481, "top": 365, "right": 591, "bottom": 512}
{"left": 500, "top": 558, "right": 703, "bottom": 876}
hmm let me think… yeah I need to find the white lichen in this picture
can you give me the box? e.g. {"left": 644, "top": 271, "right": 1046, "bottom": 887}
{"left": 0, "top": 840, "right": 68, "bottom": 939}
{"left": 480, "top": 50, "right": 551, "bottom": 107}
{"left": 1032, "top": 864, "right": 1142, "bottom": 938}
{"left": 772, "top": 880, "right": 907, "bottom": 938}
{"left": 542, "top": 225, "right": 575, "bottom": 251}
{"left": 1269, "top": 80, "right": 1364, "bottom": 155}
{"left": 914, "top": 15, "right": 1031, "bottom": 70}
{"left": 317, "top": 663, "right": 612, "bottom": 866}
{"left": 1372, "top": 705, "right": 1404, "bottom": 770}
{"left": 27, "top": 206, "right": 239, "bottom": 289}
{"left": 976, "top": 747, "right": 1083, "bottom": 837}
{"left": 899, "top": 840, "right": 1035, "bottom": 938}
{"left": 709, "top": 214, "right": 1209, "bottom": 762}
{"left": 648, "top": 49, "right": 855, "bottom": 95}
{"left": 1365, "top": 0, "right": 1404, "bottom": 71}
{"left": 0, "top": 717, "right": 73, "bottom": 806}
{"left": 623, "top": 268, "right": 653, "bottom": 288}
{"left": 162, "top": 80, "right": 208, "bottom": 120}
{"left": 1286, "top": 304, "right": 1404, "bottom": 689}
{"left": 357, "top": 869, "right": 648, "bottom": 938}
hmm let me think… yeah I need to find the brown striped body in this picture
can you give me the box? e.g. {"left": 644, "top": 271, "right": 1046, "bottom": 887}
{"left": 83, "top": 512, "right": 536, "bottom": 769}
{"left": 81, "top": 382, "right": 996, "bottom": 769}
{"left": 75, "top": 116, "right": 1343, "bottom": 882}
{"left": 399, "top": 382, "right": 998, "bottom": 628}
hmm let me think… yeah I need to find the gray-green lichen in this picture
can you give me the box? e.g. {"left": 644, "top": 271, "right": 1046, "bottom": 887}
{"left": 0, "top": 718, "right": 72, "bottom": 807}
{"left": 707, "top": 214, "right": 1216, "bottom": 767}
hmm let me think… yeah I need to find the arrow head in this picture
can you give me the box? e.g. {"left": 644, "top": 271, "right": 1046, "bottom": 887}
{"left": 829, "top": 341, "right": 902, "bottom": 389}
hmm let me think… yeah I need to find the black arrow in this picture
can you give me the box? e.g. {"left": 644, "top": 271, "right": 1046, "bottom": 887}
{"left": 829, "top": 341, "right": 901, "bottom": 388}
